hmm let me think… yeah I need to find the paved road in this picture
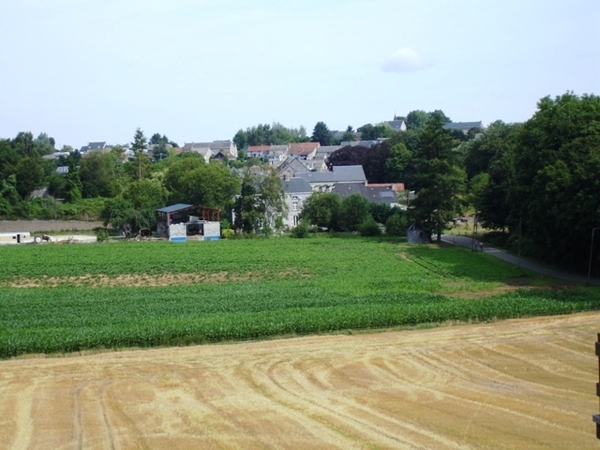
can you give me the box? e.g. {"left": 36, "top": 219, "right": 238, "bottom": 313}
{"left": 441, "top": 234, "right": 600, "bottom": 286}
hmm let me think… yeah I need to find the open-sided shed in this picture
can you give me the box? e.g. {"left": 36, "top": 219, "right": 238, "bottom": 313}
{"left": 156, "top": 204, "right": 221, "bottom": 241}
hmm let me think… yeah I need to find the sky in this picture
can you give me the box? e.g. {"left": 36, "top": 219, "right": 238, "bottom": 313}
{"left": 1, "top": 0, "right": 598, "bottom": 150}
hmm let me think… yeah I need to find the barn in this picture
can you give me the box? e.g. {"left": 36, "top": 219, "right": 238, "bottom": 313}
{"left": 156, "top": 204, "right": 221, "bottom": 242}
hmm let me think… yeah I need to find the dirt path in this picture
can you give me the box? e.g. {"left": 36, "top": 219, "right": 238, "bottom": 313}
{"left": 1, "top": 312, "right": 598, "bottom": 449}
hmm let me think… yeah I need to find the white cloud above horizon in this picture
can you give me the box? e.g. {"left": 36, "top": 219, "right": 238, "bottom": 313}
{"left": 381, "top": 47, "right": 430, "bottom": 73}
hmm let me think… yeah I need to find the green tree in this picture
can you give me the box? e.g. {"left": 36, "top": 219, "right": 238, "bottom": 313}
{"left": 410, "top": 112, "right": 465, "bottom": 242}
{"left": 0, "top": 139, "right": 19, "bottom": 182}
{"left": 311, "top": 121, "right": 333, "bottom": 146}
{"left": 299, "top": 192, "right": 341, "bottom": 230}
{"left": 130, "top": 128, "right": 148, "bottom": 180}
{"left": 234, "top": 165, "right": 287, "bottom": 234}
{"left": 357, "top": 123, "right": 394, "bottom": 140}
{"left": 35, "top": 132, "right": 56, "bottom": 155}
{"left": 12, "top": 132, "right": 37, "bottom": 157}
{"left": 233, "top": 129, "right": 248, "bottom": 150}
{"left": 15, "top": 156, "right": 46, "bottom": 199}
{"left": 79, "top": 150, "right": 119, "bottom": 198}
{"left": 165, "top": 153, "right": 240, "bottom": 208}
{"left": 385, "top": 142, "right": 412, "bottom": 181}
{"left": 510, "top": 92, "right": 600, "bottom": 267}
{"left": 460, "top": 121, "right": 520, "bottom": 179}
{"left": 100, "top": 197, "right": 134, "bottom": 231}
{"left": 405, "top": 110, "right": 430, "bottom": 130}
{"left": 0, "top": 174, "right": 19, "bottom": 215}
{"left": 340, "top": 126, "right": 356, "bottom": 142}
{"left": 123, "top": 178, "right": 168, "bottom": 209}
{"left": 339, "top": 193, "right": 371, "bottom": 232}
{"left": 63, "top": 153, "right": 83, "bottom": 203}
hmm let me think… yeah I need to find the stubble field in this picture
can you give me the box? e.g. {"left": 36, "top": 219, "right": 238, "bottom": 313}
{"left": 1, "top": 311, "right": 598, "bottom": 449}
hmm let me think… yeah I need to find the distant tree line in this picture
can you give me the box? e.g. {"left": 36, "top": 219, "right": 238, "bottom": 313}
{"left": 1, "top": 93, "right": 599, "bottom": 271}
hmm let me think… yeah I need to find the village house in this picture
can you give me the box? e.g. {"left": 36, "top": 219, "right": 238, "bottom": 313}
{"left": 282, "top": 177, "right": 312, "bottom": 228}
{"left": 294, "top": 165, "right": 367, "bottom": 192}
{"left": 288, "top": 142, "right": 320, "bottom": 161}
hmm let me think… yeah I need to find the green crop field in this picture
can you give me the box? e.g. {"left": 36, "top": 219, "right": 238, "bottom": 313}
{"left": 1, "top": 237, "right": 598, "bottom": 358}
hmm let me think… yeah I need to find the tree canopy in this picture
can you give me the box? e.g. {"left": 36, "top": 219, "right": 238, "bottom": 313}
{"left": 410, "top": 112, "right": 465, "bottom": 242}
{"left": 311, "top": 121, "right": 334, "bottom": 146}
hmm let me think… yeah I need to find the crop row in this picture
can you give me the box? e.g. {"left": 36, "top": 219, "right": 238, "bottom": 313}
{"left": 1, "top": 280, "right": 599, "bottom": 358}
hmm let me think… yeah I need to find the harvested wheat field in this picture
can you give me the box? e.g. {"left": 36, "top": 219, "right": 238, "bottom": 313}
{"left": 1, "top": 312, "right": 598, "bottom": 450}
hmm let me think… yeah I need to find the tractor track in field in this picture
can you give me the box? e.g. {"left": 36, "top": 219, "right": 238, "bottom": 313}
{"left": 0, "top": 312, "right": 598, "bottom": 449}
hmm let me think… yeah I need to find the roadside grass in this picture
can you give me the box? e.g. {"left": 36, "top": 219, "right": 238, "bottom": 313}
{"left": 1, "top": 237, "right": 598, "bottom": 358}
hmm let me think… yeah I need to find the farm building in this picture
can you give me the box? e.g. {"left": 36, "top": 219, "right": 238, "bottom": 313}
{"left": 156, "top": 204, "right": 221, "bottom": 242}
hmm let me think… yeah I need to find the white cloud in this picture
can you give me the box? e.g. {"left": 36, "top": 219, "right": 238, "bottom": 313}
{"left": 381, "top": 47, "right": 429, "bottom": 73}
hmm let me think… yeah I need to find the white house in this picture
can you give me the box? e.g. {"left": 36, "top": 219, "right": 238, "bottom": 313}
{"left": 282, "top": 177, "right": 312, "bottom": 228}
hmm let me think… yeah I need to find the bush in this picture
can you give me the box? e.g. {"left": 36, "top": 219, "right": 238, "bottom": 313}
{"left": 95, "top": 228, "right": 109, "bottom": 242}
{"left": 359, "top": 217, "right": 382, "bottom": 237}
{"left": 291, "top": 222, "right": 310, "bottom": 238}
{"left": 385, "top": 213, "right": 408, "bottom": 237}
{"left": 221, "top": 228, "right": 235, "bottom": 239}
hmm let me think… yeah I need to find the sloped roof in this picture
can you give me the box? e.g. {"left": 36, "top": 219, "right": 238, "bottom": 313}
{"left": 88, "top": 142, "right": 107, "bottom": 150}
{"left": 333, "top": 183, "right": 399, "bottom": 205}
{"left": 276, "top": 156, "right": 309, "bottom": 173}
{"left": 157, "top": 203, "right": 193, "bottom": 213}
{"left": 386, "top": 120, "right": 406, "bottom": 131}
{"left": 269, "top": 145, "right": 289, "bottom": 154}
{"left": 288, "top": 142, "right": 320, "bottom": 155}
{"left": 443, "top": 121, "right": 483, "bottom": 131}
{"left": 283, "top": 177, "right": 312, "bottom": 194}
{"left": 295, "top": 165, "right": 366, "bottom": 184}
{"left": 316, "top": 145, "right": 341, "bottom": 154}
{"left": 247, "top": 145, "right": 270, "bottom": 152}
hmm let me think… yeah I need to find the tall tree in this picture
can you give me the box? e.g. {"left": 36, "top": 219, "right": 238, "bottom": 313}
{"left": 79, "top": 150, "right": 119, "bottom": 198}
{"left": 234, "top": 165, "right": 287, "bottom": 234}
{"left": 63, "top": 153, "right": 83, "bottom": 203}
{"left": 326, "top": 145, "right": 367, "bottom": 170}
{"left": 405, "top": 110, "right": 430, "bottom": 130}
{"left": 165, "top": 153, "right": 240, "bottom": 208}
{"left": 510, "top": 92, "right": 600, "bottom": 267}
{"left": 131, "top": 128, "right": 148, "bottom": 180}
{"left": 311, "top": 121, "right": 333, "bottom": 146}
{"left": 14, "top": 156, "right": 46, "bottom": 199}
{"left": 410, "top": 112, "right": 465, "bottom": 242}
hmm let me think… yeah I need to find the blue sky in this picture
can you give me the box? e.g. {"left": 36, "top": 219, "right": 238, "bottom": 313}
{"left": 1, "top": 0, "right": 598, "bottom": 149}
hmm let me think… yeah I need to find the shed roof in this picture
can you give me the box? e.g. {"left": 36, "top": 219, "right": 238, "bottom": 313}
{"left": 157, "top": 203, "right": 193, "bottom": 213}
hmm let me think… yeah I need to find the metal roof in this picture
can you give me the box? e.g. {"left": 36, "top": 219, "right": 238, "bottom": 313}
{"left": 156, "top": 203, "right": 193, "bottom": 213}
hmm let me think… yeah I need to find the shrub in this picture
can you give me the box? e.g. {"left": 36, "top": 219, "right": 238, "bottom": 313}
{"left": 95, "top": 228, "right": 109, "bottom": 242}
{"left": 359, "top": 217, "right": 382, "bottom": 237}
{"left": 386, "top": 213, "right": 408, "bottom": 237}
{"left": 221, "top": 228, "right": 235, "bottom": 239}
{"left": 291, "top": 222, "right": 310, "bottom": 238}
